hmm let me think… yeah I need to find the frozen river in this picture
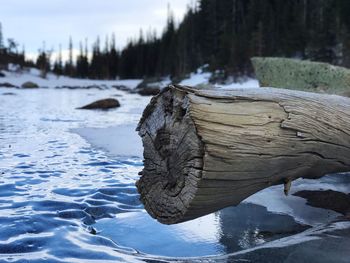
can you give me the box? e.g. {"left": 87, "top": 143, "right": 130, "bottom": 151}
{"left": 0, "top": 86, "right": 349, "bottom": 262}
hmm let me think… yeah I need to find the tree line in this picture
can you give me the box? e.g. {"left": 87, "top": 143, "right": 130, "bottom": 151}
{"left": 0, "top": 22, "right": 33, "bottom": 70}
{"left": 51, "top": 35, "right": 120, "bottom": 79}
{"left": 53, "top": 0, "right": 350, "bottom": 80}
{"left": 119, "top": 0, "right": 350, "bottom": 79}
{"left": 2, "top": 0, "right": 350, "bottom": 80}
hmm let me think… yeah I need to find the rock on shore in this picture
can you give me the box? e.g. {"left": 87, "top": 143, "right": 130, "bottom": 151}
{"left": 0, "top": 82, "right": 17, "bottom": 88}
{"left": 78, "top": 98, "right": 120, "bottom": 110}
{"left": 21, "top": 81, "right": 39, "bottom": 89}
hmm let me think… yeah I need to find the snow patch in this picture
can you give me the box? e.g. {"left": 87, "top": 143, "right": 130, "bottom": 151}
{"left": 179, "top": 71, "right": 211, "bottom": 86}
{"left": 179, "top": 66, "right": 259, "bottom": 89}
{"left": 147, "top": 76, "right": 172, "bottom": 88}
{"left": 217, "top": 78, "right": 259, "bottom": 89}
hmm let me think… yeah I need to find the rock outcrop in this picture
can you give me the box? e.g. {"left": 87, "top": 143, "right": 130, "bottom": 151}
{"left": 251, "top": 57, "right": 350, "bottom": 95}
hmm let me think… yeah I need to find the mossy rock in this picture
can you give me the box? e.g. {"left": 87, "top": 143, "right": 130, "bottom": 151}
{"left": 21, "top": 81, "right": 39, "bottom": 89}
{"left": 251, "top": 57, "right": 350, "bottom": 95}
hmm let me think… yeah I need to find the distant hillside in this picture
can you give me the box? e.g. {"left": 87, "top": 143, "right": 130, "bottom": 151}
{"left": 3, "top": 0, "right": 350, "bottom": 81}
{"left": 118, "top": 0, "right": 350, "bottom": 80}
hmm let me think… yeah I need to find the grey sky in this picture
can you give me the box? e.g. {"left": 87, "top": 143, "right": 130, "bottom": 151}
{"left": 0, "top": 0, "right": 191, "bottom": 60}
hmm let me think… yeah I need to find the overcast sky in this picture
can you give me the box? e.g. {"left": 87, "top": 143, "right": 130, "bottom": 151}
{"left": 0, "top": 0, "right": 191, "bottom": 60}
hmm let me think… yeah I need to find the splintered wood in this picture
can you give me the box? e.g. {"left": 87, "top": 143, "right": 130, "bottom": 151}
{"left": 136, "top": 85, "right": 350, "bottom": 224}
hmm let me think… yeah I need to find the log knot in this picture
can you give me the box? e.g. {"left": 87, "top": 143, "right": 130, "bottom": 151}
{"left": 154, "top": 127, "right": 171, "bottom": 158}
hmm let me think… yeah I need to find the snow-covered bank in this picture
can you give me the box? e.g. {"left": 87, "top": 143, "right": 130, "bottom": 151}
{"left": 0, "top": 67, "right": 142, "bottom": 89}
{"left": 1, "top": 65, "right": 260, "bottom": 92}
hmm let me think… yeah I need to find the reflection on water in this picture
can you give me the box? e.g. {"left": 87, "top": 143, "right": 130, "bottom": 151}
{"left": 94, "top": 203, "right": 309, "bottom": 258}
{"left": 219, "top": 204, "right": 310, "bottom": 252}
{"left": 0, "top": 88, "right": 349, "bottom": 262}
{"left": 95, "top": 212, "right": 223, "bottom": 257}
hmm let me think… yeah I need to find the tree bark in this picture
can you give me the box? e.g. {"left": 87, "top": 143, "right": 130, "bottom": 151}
{"left": 136, "top": 85, "right": 350, "bottom": 224}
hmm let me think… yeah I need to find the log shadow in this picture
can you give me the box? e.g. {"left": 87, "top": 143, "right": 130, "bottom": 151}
{"left": 294, "top": 189, "right": 350, "bottom": 219}
{"left": 217, "top": 203, "right": 310, "bottom": 253}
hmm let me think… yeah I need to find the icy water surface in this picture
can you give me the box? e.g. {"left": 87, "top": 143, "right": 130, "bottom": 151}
{"left": 0, "top": 87, "right": 350, "bottom": 263}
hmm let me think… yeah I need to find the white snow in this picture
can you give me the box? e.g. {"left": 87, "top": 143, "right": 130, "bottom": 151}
{"left": 217, "top": 78, "right": 259, "bottom": 89}
{"left": 147, "top": 76, "right": 172, "bottom": 88}
{"left": 179, "top": 66, "right": 260, "bottom": 89}
{"left": 179, "top": 71, "right": 212, "bottom": 86}
{"left": 0, "top": 67, "right": 142, "bottom": 89}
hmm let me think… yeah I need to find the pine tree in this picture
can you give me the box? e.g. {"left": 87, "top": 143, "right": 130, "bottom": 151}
{"left": 58, "top": 44, "right": 63, "bottom": 74}
{"left": 0, "top": 22, "right": 4, "bottom": 51}
{"left": 68, "top": 36, "right": 74, "bottom": 76}
{"left": 76, "top": 41, "right": 84, "bottom": 78}
{"left": 109, "top": 33, "right": 119, "bottom": 79}
{"left": 90, "top": 36, "right": 102, "bottom": 79}
{"left": 102, "top": 35, "right": 110, "bottom": 78}
{"left": 53, "top": 44, "right": 63, "bottom": 76}
{"left": 36, "top": 42, "right": 51, "bottom": 78}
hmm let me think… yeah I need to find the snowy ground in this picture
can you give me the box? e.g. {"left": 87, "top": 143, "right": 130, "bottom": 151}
{"left": 0, "top": 65, "right": 259, "bottom": 90}
{"left": 0, "top": 67, "right": 142, "bottom": 89}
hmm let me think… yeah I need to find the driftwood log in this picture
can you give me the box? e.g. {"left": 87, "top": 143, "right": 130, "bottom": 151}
{"left": 136, "top": 85, "right": 350, "bottom": 224}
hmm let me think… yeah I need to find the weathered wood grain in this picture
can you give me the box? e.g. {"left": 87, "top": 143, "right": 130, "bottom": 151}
{"left": 136, "top": 85, "right": 350, "bottom": 224}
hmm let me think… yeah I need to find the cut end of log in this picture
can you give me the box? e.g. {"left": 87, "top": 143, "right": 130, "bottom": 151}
{"left": 136, "top": 86, "right": 205, "bottom": 224}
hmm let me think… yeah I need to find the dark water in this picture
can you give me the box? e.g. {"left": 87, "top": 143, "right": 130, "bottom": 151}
{"left": 0, "top": 88, "right": 349, "bottom": 263}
